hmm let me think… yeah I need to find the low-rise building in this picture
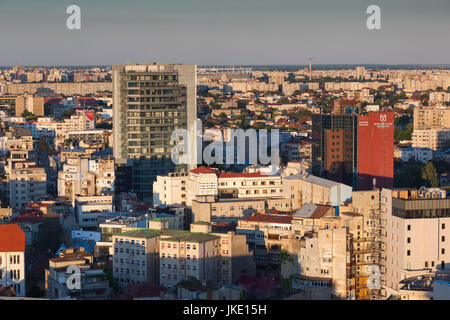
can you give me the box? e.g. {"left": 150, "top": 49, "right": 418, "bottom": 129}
{"left": 0, "top": 224, "right": 26, "bottom": 297}
{"left": 394, "top": 147, "right": 434, "bottom": 163}
{"left": 45, "top": 247, "right": 109, "bottom": 300}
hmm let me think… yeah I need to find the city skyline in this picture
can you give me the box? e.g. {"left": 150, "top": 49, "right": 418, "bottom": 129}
{"left": 1, "top": 0, "right": 450, "bottom": 304}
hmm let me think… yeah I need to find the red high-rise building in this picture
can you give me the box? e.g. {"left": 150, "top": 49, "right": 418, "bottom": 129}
{"left": 312, "top": 111, "right": 394, "bottom": 190}
{"left": 357, "top": 112, "right": 394, "bottom": 190}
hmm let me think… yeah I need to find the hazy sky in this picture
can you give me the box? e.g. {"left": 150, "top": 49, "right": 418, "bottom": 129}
{"left": 0, "top": 0, "right": 449, "bottom": 66}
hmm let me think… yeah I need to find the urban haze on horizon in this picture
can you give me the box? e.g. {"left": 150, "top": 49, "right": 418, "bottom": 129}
{"left": 1, "top": 0, "right": 450, "bottom": 66}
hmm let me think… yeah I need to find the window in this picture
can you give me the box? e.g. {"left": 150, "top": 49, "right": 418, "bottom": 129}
{"left": 442, "top": 249, "right": 445, "bottom": 255}
{"left": 407, "top": 237, "right": 411, "bottom": 243}
{"left": 442, "top": 236, "right": 446, "bottom": 242}
{"left": 407, "top": 225, "right": 411, "bottom": 231}
{"left": 443, "top": 224, "right": 446, "bottom": 230}
{"left": 407, "top": 250, "right": 411, "bottom": 256}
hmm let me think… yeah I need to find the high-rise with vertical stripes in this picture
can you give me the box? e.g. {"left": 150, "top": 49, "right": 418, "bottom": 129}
{"left": 113, "top": 63, "right": 197, "bottom": 202}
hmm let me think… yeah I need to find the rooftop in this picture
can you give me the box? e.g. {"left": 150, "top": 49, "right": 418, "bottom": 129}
{"left": 50, "top": 248, "right": 92, "bottom": 263}
{"left": 163, "top": 232, "right": 220, "bottom": 243}
{"left": 294, "top": 203, "right": 333, "bottom": 219}
{"left": 0, "top": 224, "right": 25, "bottom": 252}
{"left": 285, "top": 173, "right": 343, "bottom": 188}
{"left": 241, "top": 214, "right": 293, "bottom": 225}
{"left": 190, "top": 166, "right": 218, "bottom": 175}
{"left": 119, "top": 229, "right": 160, "bottom": 239}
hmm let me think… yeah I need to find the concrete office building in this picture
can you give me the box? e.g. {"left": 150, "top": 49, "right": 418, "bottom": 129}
{"left": 382, "top": 188, "right": 450, "bottom": 297}
{"left": 113, "top": 63, "right": 197, "bottom": 201}
{"left": 15, "top": 94, "right": 44, "bottom": 116}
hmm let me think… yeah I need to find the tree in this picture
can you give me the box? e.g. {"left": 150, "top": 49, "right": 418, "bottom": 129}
{"left": 61, "top": 108, "right": 75, "bottom": 119}
{"left": 254, "top": 122, "right": 266, "bottom": 130}
{"left": 394, "top": 123, "right": 413, "bottom": 141}
{"left": 96, "top": 122, "right": 112, "bottom": 129}
{"left": 394, "top": 158, "right": 426, "bottom": 188}
{"left": 394, "top": 115, "right": 411, "bottom": 129}
{"left": 38, "top": 137, "right": 51, "bottom": 152}
{"left": 35, "top": 217, "right": 63, "bottom": 253}
{"left": 218, "top": 112, "right": 227, "bottom": 119}
{"left": 22, "top": 110, "right": 37, "bottom": 121}
{"left": 421, "top": 162, "right": 439, "bottom": 187}
{"left": 64, "top": 138, "right": 73, "bottom": 147}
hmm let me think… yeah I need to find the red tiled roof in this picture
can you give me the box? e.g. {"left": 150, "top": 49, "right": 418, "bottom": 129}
{"left": 219, "top": 172, "right": 267, "bottom": 178}
{"left": 310, "top": 205, "right": 333, "bottom": 219}
{"left": 11, "top": 211, "right": 44, "bottom": 224}
{"left": 242, "top": 214, "right": 292, "bottom": 224}
{"left": 190, "top": 166, "right": 218, "bottom": 174}
{"left": 0, "top": 224, "right": 25, "bottom": 252}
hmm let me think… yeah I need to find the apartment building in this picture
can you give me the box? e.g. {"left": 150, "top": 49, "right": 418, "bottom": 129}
{"left": 413, "top": 106, "right": 450, "bottom": 130}
{"left": 0, "top": 224, "right": 26, "bottom": 297}
{"left": 283, "top": 173, "right": 353, "bottom": 209}
{"left": 159, "top": 222, "right": 254, "bottom": 288}
{"left": 382, "top": 188, "right": 450, "bottom": 297}
{"left": 95, "top": 215, "right": 149, "bottom": 258}
{"left": 153, "top": 166, "right": 288, "bottom": 207}
{"left": 153, "top": 172, "right": 190, "bottom": 206}
{"left": 74, "top": 195, "right": 114, "bottom": 228}
{"left": 15, "top": 94, "right": 44, "bottom": 116}
{"left": 237, "top": 214, "right": 294, "bottom": 275}
{"left": 112, "top": 229, "right": 161, "bottom": 288}
{"left": 429, "top": 92, "right": 450, "bottom": 104}
{"left": 0, "top": 161, "right": 47, "bottom": 210}
{"left": 45, "top": 248, "right": 109, "bottom": 300}
{"left": 394, "top": 147, "right": 434, "bottom": 163}
{"left": 297, "top": 228, "right": 347, "bottom": 299}
{"left": 412, "top": 129, "right": 450, "bottom": 151}
{"left": 159, "top": 229, "right": 220, "bottom": 288}
{"left": 58, "top": 156, "right": 115, "bottom": 199}
{"left": 0, "top": 208, "right": 13, "bottom": 222}
{"left": 4, "top": 82, "right": 113, "bottom": 96}
{"left": 192, "top": 195, "right": 292, "bottom": 224}
{"left": 67, "top": 129, "right": 113, "bottom": 148}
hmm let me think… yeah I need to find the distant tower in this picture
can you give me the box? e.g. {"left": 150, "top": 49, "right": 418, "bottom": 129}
{"left": 308, "top": 58, "right": 312, "bottom": 81}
